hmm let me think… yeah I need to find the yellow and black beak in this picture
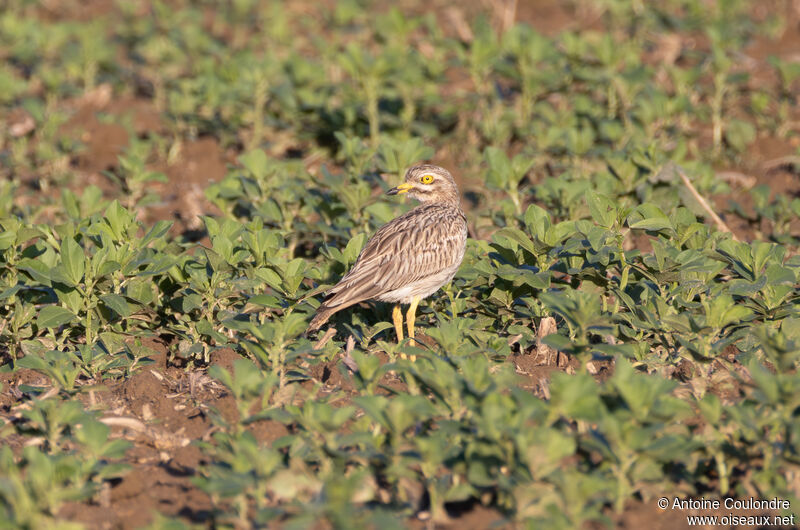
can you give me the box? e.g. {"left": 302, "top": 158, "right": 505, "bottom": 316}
{"left": 386, "top": 182, "right": 413, "bottom": 195}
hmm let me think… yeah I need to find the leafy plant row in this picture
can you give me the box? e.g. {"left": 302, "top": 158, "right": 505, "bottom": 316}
{"left": 1, "top": 166, "right": 798, "bottom": 525}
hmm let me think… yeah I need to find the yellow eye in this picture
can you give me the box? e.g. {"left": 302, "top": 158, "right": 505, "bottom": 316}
{"left": 420, "top": 174, "right": 434, "bottom": 184}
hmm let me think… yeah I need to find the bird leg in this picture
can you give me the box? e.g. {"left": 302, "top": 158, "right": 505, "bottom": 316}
{"left": 406, "top": 295, "right": 420, "bottom": 339}
{"left": 392, "top": 305, "right": 404, "bottom": 342}
{"left": 403, "top": 296, "right": 421, "bottom": 361}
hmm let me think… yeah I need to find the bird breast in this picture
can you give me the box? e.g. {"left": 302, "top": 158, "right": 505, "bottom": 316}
{"left": 373, "top": 204, "right": 467, "bottom": 304}
{"left": 325, "top": 202, "right": 467, "bottom": 307}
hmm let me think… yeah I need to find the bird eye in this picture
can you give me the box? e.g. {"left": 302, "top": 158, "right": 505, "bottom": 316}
{"left": 420, "top": 174, "right": 434, "bottom": 184}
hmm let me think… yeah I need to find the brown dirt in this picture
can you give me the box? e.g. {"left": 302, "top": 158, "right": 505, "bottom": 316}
{"left": 58, "top": 342, "right": 218, "bottom": 528}
{"left": 25, "top": 99, "right": 226, "bottom": 245}
{"left": 147, "top": 136, "right": 233, "bottom": 234}
{"left": 66, "top": 108, "right": 129, "bottom": 176}
{"left": 35, "top": 0, "right": 117, "bottom": 22}
{"left": 57, "top": 344, "right": 290, "bottom": 529}
{"left": 0, "top": 368, "right": 50, "bottom": 411}
{"left": 516, "top": 0, "right": 601, "bottom": 36}
{"left": 711, "top": 2, "right": 800, "bottom": 241}
{"left": 310, "top": 356, "right": 356, "bottom": 393}
{"left": 60, "top": 93, "right": 233, "bottom": 237}
{"left": 511, "top": 348, "right": 562, "bottom": 398}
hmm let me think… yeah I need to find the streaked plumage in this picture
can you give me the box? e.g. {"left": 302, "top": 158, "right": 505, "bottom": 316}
{"left": 309, "top": 165, "right": 467, "bottom": 341}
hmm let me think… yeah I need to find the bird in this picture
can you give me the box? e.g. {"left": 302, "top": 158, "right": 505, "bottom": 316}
{"left": 308, "top": 164, "right": 468, "bottom": 344}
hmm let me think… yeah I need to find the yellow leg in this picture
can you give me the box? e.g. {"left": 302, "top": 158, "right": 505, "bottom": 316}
{"left": 404, "top": 296, "right": 421, "bottom": 361}
{"left": 406, "top": 296, "right": 420, "bottom": 339}
{"left": 392, "top": 305, "right": 404, "bottom": 342}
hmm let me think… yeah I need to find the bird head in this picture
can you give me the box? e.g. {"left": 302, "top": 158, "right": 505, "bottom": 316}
{"left": 386, "top": 164, "right": 460, "bottom": 204}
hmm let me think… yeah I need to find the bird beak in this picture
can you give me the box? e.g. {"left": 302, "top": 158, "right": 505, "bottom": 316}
{"left": 387, "top": 182, "right": 413, "bottom": 195}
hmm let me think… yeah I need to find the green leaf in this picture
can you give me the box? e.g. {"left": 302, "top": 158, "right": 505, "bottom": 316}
{"left": 628, "top": 204, "right": 673, "bottom": 233}
{"left": 99, "top": 293, "right": 131, "bottom": 318}
{"left": 18, "top": 258, "right": 52, "bottom": 286}
{"left": 0, "top": 229, "right": 15, "bottom": 250}
{"left": 240, "top": 149, "right": 269, "bottom": 180}
{"left": 524, "top": 204, "right": 552, "bottom": 241}
{"left": 37, "top": 306, "right": 77, "bottom": 328}
{"left": 60, "top": 238, "right": 85, "bottom": 285}
{"left": 747, "top": 358, "right": 779, "bottom": 403}
{"left": 585, "top": 191, "right": 616, "bottom": 228}
{"left": 549, "top": 372, "right": 603, "bottom": 422}
{"left": 629, "top": 217, "right": 673, "bottom": 232}
{"left": 343, "top": 233, "right": 367, "bottom": 265}
{"left": 141, "top": 220, "right": 173, "bottom": 247}
{"left": 484, "top": 146, "right": 511, "bottom": 189}
{"left": 494, "top": 227, "right": 536, "bottom": 256}
{"left": 698, "top": 393, "right": 721, "bottom": 425}
{"left": 103, "top": 200, "right": 134, "bottom": 240}
{"left": 724, "top": 119, "right": 756, "bottom": 153}
{"left": 248, "top": 294, "right": 283, "bottom": 309}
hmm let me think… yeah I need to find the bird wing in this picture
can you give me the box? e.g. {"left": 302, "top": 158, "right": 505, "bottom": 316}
{"left": 322, "top": 205, "right": 466, "bottom": 308}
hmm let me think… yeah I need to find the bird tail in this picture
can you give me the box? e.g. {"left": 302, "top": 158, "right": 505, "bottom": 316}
{"left": 307, "top": 292, "right": 366, "bottom": 334}
{"left": 308, "top": 306, "right": 337, "bottom": 332}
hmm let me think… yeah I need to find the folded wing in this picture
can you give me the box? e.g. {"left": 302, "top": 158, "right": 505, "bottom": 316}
{"left": 308, "top": 205, "right": 466, "bottom": 330}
